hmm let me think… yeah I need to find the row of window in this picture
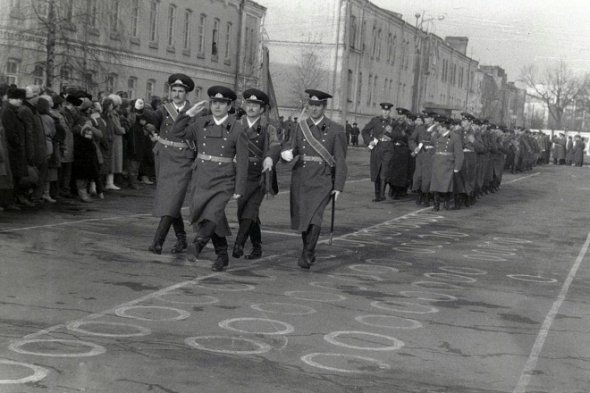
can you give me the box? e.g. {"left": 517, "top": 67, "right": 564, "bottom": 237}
{"left": 440, "top": 59, "right": 475, "bottom": 89}
{"left": 346, "top": 70, "right": 409, "bottom": 109}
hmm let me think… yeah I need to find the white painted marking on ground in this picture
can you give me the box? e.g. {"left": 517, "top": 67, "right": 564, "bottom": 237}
{"left": 284, "top": 290, "right": 347, "bottom": 302}
{"left": 355, "top": 315, "right": 423, "bottom": 330}
{"left": 400, "top": 291, "right": 458, "bottom": 302}
{"left": 251, "top": 302, "right": 317, "bottom": 315}
{"left": 309, "top": 281, "right": 368, "bottom": 292}
{"left": 512, "top": 232, "right": 590, "bottom": 393}
{"left": 411, "top": 280, "right": 462, "bottom": 290}
{"left": 192, "top": 282, "right": 256, "bottom": 292}
{"left": 0, "top": 359, "right": 49, "bottom": 384}
{"left": 507, "top": 274, "right": 558, "bottom": 284}
{"left": 328, "top": 273, "right": 384, "bottom": 282}
{"left": 218, "top": 318, "right": 294, "bottom": 335}
{"left": 348, "top": 264, "right": 399, "bottom": 274}
{"left": 66, "top": 321, "right": 152, "bottom": 338}
{"left": 324, "top": 331, "right": 404, "bottom": 351}
{"left": 503, "top": 172, "right": 540, "bottom": 184}
{"left": 424, "top": 272, "right": 478, "bottom": 283}
{"left": 185, "top": 336, "right": 271, "bottom": 355}
{"left": 154, "top": 293, "right": 220, "bottom": 305}
{"left": 371, "top": 300, "right": 439, "bottom": 314}
{"left": 301, "top": 353, "right": 391, "bottom": 374}
{"left": 439, "top": 266, "right": 487, "bottom": 275}
{"left": 114, "top": 305, "right": 190, "bottom": 321}
{"left": 9, "top": 339, "right": 106, "bottom": 358}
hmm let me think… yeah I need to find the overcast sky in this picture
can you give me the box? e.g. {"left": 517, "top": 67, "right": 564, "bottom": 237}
{"left": 372, "top": 0, "right": 590, "bottom": 81}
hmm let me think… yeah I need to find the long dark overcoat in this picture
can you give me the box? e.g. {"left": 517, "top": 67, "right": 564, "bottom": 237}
{"left": 172, "top": 113, "right": 248, "bottom": 237}
{"left": 1, "top": 104, "right": 27, "bottom": 178}
{"left": 288, "top": 117, "right": 347, "bottom": 232}
{"left": 152, "top": 102, "right": 195, "bottom": 218}
{"left": 361, "top": 116, "right": 395, "bottom": 182}
{"left": 389, "top": 124, "right": 410, "bottom": 188}
{"left": 430, "top": 131, "right": 464, "bottom": 193}
{"left": 409, "top": 125, "right": 434, "bottom": 193}
{"left": 237, "top": 117, "right": 281, "bottom": 221}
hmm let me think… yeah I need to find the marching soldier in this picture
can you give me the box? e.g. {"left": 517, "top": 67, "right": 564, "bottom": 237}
{"left": 171, "top": 86, "right": 248, "bottom": 271}
{"left": 281, "top": 89, "right": 347, "bottom": 270}
{"left": 388, "top": 108, "right": 412, "bottom": 199}
{"left": 361, "top": 102, "right": 395, "bottom": 202}
{"left": 430, "top": 118, "right": 464, "bottom": 211}
{"left": 409, "top": 111, "right": 437, "bottom": 205}
{"left": 458, "top": 113, "right": 479, "bottom": 207}
{"left": 232, "top": 88, "right": 281, "bottom": 260}
{"left": 148, "top": 73, "right": 195, "bottom": 255}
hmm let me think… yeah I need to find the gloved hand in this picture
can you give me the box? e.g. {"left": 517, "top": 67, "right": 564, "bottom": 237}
{"left": 186, "top": 100, "right": 209, "bottom": 117}
{"left": 262, "top": 157, "right": 273, "bottom": 172}
{"left": 331, "top": 190, "right": 341, "bottom": 201}
{"left": 281, "top": 149, "right": 294, "bottom": 162}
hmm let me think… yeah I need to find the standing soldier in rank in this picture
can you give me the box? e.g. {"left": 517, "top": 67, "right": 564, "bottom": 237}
{"left": 281, "top": 89, "right": 347, "bottom": 270}
{"left": 172, "top": 86, "right": 248, "bottom": 271}
{"left": 231, "top": 88, "right": 281, "bottom": 260}
{"left": 409, "top": 111, "right": 437, "bottom": 205}
{"left": 361, "top": 102, "right": 395, "bottom": 202}
{"left": 148, "top": 74, "right": 196, "bottom": 255}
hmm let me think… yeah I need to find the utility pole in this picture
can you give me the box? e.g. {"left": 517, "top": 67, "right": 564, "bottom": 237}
{"left": 411, "top": 13, "right": 421, "bottom": 113}
{"left": 45, "top": 0, "right": 56, "bottom": 89}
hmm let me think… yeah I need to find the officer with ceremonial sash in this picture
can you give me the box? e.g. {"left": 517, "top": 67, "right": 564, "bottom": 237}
{"left": 148, "top": 73, "right": 195, "bottom": 255}
{"left": 172, "top": 86, "right": 248, "bottom": 271}
{"left": 281, "top": 89, "right": 347, "bottom": 270}
{"left": 232, "top": 88, "right": 281, "bottom": 260}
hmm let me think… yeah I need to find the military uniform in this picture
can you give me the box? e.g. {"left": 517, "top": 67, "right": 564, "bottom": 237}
{"left": 409, "top": 115, "right": 436, "bottom": 203}
{"left": 281, "top": 89, "right": 347, "bottom": 269}
{"left": 361, "top": 102, "right": 396, "bottom": 201}
{"left": 172, "top": 86, "right": 248, "bottom": 271}
{"left": 430, "top": 120, "right": 464, "bottom": 210}
{"left": 232, "top": 88, "right": 282, "bottom": 260}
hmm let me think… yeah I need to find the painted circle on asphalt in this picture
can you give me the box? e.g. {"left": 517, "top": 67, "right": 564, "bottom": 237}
{"left": 392, "top": 246, "right": 436, "bottom": 254}
{"left": 309, "top": 281, "right": 368, "bottom": 291}
{"left": 301, "top": 353, "right": 391, "bottom": 374}
{"left": 115, "top": 305, "right": 190, "bottom": 321}
{"left": 324, "top": 331, "right": 404, "bottom": 351}
{"left": 432, "top": 230, "right": 469, "bottom": 238}
{"left": 185, "top": 336, "right": 271, "bottom": 355}
{"left": 371, "top": 300, "right": 439, "bottom": 314}
{"left": 219, "top": 318, "right": 295, "bottom": 335}
{"left": 411, "top": 280, "right": 462, "bottom": 290}
{"left": 439, "top": 266, "right": 487, "bottom": 275}
{"left": 314, "top": 254, "right": 337, "bottom": 260}
{"left": 355, "top": 315, "right": 423, "bottom": 330}
{"left": 507, "top": 274, "right": 558, "bottom": 283}
{"left": 284, "top": 291, "right": 347, "bottom": 302}
{"left": 472, "top": 249, "right": 516, "bottom": 256}
{"left": 492, "top": 236, "right": 532, "bottom": 244}
{"left": 424, "top": 272, "right": 477, "bottom": 283}
{"left": 348, "top": 264, "right": 399, "bottom": 274}
{"left": 193, "top": 282, "right": 256, "bottom": 292}
{"left": 400, "top": 291, "right": 458, "bottom": 302}
{"left": 154, "top": 293, "right": 220, "bottom": 305}
{"left": 328, "top": 273, "right": 383, "bottom": 283}
{"left": 463, "top": 254, "right": 507, "bottom": 262}
{"left": 251, "top": 302, "right": 317, "bottom": 315}
{"left": 366, "top": 258, "right": 413, "bottom": 267}
{"left": 0, "top": 359, "right": 49, "bottom": 384}
{"left": 9, "top": 339, "right": 106, "bottom": 358}
{"left": 66, "top": 320, "right": 152, "bottom": 338}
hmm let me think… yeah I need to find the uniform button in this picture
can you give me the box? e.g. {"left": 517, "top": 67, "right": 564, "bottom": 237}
{"left": 224, "top": 138, "right": 227, "bottom": 141}
{"left": 218, "top": 162, "right": 221, "bottom": 165}
{"left": 322, "top": 139, "right": 325, "bottom": 142}
{"left": 221, "top": 146, "right": 224, "bottom": 148}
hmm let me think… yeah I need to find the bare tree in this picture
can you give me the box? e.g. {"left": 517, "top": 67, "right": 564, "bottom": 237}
{"left": 289, "top": 45, "right": 326, "bottom": 110}
{"left": 520, "top": 60, "right": 586, "bottom": 131}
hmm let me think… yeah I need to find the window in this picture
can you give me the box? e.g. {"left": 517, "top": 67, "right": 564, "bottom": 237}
{"left": 183, "top": 9, "right": 191, "bottom": 51}
{"left": 167, "top": 5, "right": 176, "bottom": 47}
{"left": 373, "top": 76, "right": 378, "bottom": 105}
{"left": 347, "top": 70, "right": 353, "bottom": 102}
{"left": 60, "top": 65, "right": 71, "bottom": 80}
{"left": 65, "top": 0, "right": 74, "bottom": 22}
{"left": 386, "top": 33, "right": 392, "bottom": 62}
{"left": 357, "top": 72, "right": 362, "bottom": 104}
{"left": 146, "top": 80, "right": 155, "bottom": 100}
{"left": 127, "top": 77, "right": 137, "bottom": 98}
{"left": 224, "top": 22, "right": 232, "bottom": 59}
{"left": 130, "top": 0, "right": 140, "bottom": 37}
{"left": 376, "top": 29, "right": 382, "bottom": 60}
{"left": 33, "top": 64, "right": 44, "bottom": 85}
{"left": 247, "top": 27, "right": 256, "bottom": 65}
{"left": 361, "top": 21, "right": 366, "bottom": 51}
{"left": 107, "top": 73, "right": 118, "bottom": 93}
{"left": 111, "top": 0, "right": 119, "bottom": 32}
{"left": 212, "top": 18, "right": 219, "bottom": 57}
{"left": 6, "top": 59, "right": 19, "bottom": 85}
{"left": 383, "top": 78, "right": 388, "bottom": 101}
{"left": 195, "top": 86, "right": 202, "bottom": 99}
{"left": 198, "top": 14, "right": 206, "bottom": 55}
{"left": 367, "top": 74, "right": 372, "bottom": 105}
{"left": 349, "top": 15, "right": 357, "bottom": 49}
{"left": 149, "top": 0, "right": 159, "bottom": 43}
{"left": 371, "top": 24, "right": 377, "bottom": 58}
{"left": 162, "top": 82, "right": 169, "bottom": 97}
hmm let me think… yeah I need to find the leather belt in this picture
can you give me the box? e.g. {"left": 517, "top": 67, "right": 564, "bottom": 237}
{"left": 157, "top": 136, "right": 189, "bottom": 149}
{"left": 463, "top": 149, "right": 473, "bottom": 152}
{"left": 379, "top": 138, "right": 391, "bottom": 142}
{"left": 248, "top": 156, "right": 262, "bottom": 162}
{"left": 423, "top": 145, "right": 434, "bottom": 150}
{"left": 435, "top": 152, "right": 453, "bottom": 156}
{"left": 197, "top": 153, "right": 234, "bottom": 163}
{"left": 302, "top": 155, "right": 324, "bottom": 163}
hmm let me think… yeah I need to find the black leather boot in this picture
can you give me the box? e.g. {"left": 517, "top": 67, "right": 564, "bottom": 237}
{"left": 149, "top": 216, "right": 174, "bottom": 254}
{"left": 211, "top": 234, "right": 229, "bottom": 272}
{"left": 453, "top": 194, "right": 462, "bottom": 210}
{"left": 187, "top": 220, "right": 215, "bottom": 262}
{"left": 416, "top": 191, "right": 423, "bottom": 206}
{"left": 433, "top": 193, "right": 440, "bottom": 211}
{"left": 372, "top": 179, "right": 384, "bottom": 202}
{"left": 232, "top": 219, "right": 252, "bottom": 258}
{"left": 170, "top": 216, "right": 188, "bottom": 253}
{"left": 245, "top": 220, "right": 262, "bottom": 260}
{"left": 298, "top": 225, "right": 320, "bottom": 269}
{"left": 443, "top": 193, "right": 450, "bottom": 210}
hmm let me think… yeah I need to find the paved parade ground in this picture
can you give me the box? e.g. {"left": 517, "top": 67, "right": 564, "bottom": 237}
{"left": 1, "top": 147, "right": 589, "bottom": 393}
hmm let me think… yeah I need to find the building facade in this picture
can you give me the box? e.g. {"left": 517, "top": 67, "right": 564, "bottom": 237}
{"left": 0, "top": 0, "right": 266, "bottom": 102}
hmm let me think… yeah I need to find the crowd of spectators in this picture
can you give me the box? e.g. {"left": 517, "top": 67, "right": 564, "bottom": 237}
{"left": 0, "top": 84, "right": 162, "bottom": 212}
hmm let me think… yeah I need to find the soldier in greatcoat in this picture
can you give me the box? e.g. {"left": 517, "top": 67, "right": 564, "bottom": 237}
{"left": 231, "top": 88, "right": 281, "bottom": 260}
{"left": 1, "top": 88, "right": 27, "bottom": 203}
{"left": 409, "top": 111, "right": 437, "bottom": 205}
{"left": 361, "top": 103, "right": 395, "bottom": 201}
{"left": 388, "top": 108, "right": 412, "bottom": 199}
{"left": 148, "top": 73, "right": 196, "bottom": 255}
{"left": 281, "top": 89, "right": 347, "bottom": 270}
{"left": 430, "top": 118, "right": 464, "bottom": 211}
{"left": 172, "top": 86, "right": 248, "bottom": 272}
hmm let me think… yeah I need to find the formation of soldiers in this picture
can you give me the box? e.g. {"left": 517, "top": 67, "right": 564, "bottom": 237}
{"left": 150, "top": 73, "right": 346, "bottom": 272}
{"left": 361, "top": 104, "right": 550, "bottom": 211}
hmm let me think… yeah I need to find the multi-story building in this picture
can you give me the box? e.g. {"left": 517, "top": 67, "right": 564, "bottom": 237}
{"left": 0, "top": 0, "right": 266, "bottom": 102}
{"left": 260, "top": 0, "right": 481, "bottom": 126}
{"left": 478, "top": 65, "right": 526, "bottom": 127}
